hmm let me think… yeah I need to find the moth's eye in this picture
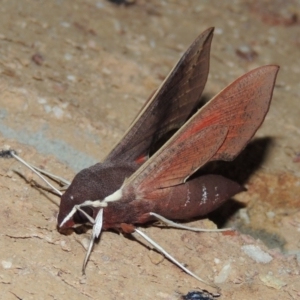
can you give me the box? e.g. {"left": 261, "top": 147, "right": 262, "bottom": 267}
{"left": 73, "top": 207, "right": 94, "bottom": 224}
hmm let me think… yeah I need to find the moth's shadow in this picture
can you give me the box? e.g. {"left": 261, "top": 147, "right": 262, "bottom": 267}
{"left": 13, "top": 170, "right": 61, "bottom": 208}
{"left": 198, "top": 137, "right": 273, "bottom": 228}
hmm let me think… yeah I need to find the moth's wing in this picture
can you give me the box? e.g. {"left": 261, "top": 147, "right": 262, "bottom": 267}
{"left": 123, "top": 65, "right": 279, "bottom": 194}
{"left": 105, "top": 27, "right": 214, "bottom": 165}
{"left": 196, "top": 65, "right": 279, "bottom": 161}
{"left": 125, "top": 124, "right": 228, "bottom": 191}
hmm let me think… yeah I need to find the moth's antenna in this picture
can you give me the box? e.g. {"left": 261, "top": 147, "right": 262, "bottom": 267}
{"left": 28, "top": 164, "right": 70, "bottom": 186}
{"left": 6, "top": 150, "right": 62, "bottom": 196}
{"left": 133, "top": 228, "right": 220, "bottom": 292}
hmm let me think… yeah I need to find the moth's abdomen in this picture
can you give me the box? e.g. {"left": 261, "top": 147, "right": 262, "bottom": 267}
{"left": 99, "top": 174, "right": 244, "bottom": 230}
{"left": 139, "top": 175, "right": 244, "bottom": 221}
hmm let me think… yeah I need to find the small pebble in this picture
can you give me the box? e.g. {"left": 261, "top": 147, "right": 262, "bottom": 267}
{"left": 37, "top": 97, "right": 47, "bottom": 104}
{"left": 239, "top": 208, "right": 250, "bottom": 224}
{"left": 1, "top": 260, "right": 12, "bottom": 269}
{"left": 259, "top": 273, "right": 287, "bottom": 289}
{"left": 52, "top": 106, "right": 64, "bottom": 119}
{"left": 148, "top": 250, "right": 164, "bottom": 265}
{"left": 60, "top": 240, "right": 71, "bottom": 252}
{"left": 242, "top": 245, "right": 273, "bottom": 263}
{"left": 64, "top": 53, "right": 73, "bottom": 61}
{"left": 67, "top": 75, "right": 76, "bottom": 82}
{"left": 61, "top": 22, "right": 70, "bottom": 28}
{"left": 214, "top": 262, "right": 231, "bottom": 283}
{"left": 266, "top": 211, "right": 275, "bottom": 219}
{"left": 236, "top": 45, "right": 258, "bottom": 61}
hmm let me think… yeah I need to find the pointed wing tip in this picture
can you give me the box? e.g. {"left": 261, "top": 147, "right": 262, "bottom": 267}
{"left": 231, "top": 65, "right": 280, "bottom": 98}
{"left": 203, "top": 27, "right": 215, "bottom": 39}
{"left": 194, "top": 27, "right": 215, "bottom": 45}
{"left": 263, "top": 64, "right": 280, "bottom": 72}
{"left": 267, "top": 65, "right": 280, "bottom": 83}
{"left": 205, "top": 26, "right": 215, "bottom": 34}
{"left": 253, "top": 65, "right": 280, "bottom": 78}
{"left": 254, "top": 65, "right": 280, "bottom": 98}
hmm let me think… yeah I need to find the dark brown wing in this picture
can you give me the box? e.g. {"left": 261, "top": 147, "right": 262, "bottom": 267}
{"left": 123, "top": 65, "right": 279, "bottom": 195}
{"left": 105, "top": 27, "right": 214, "bottom": 165}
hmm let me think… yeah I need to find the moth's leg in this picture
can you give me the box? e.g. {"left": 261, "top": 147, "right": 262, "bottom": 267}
{"left": 59, "top": 200, "right": 107, "bottom": 227}
{"left": 82, "top": 208, "right": 104, "bottom": 274}
{"left": 149, "top": 212, "right": 232, "bottom": 232}
{"left": 133, "top": 228, "right": 220, "bottom": 291}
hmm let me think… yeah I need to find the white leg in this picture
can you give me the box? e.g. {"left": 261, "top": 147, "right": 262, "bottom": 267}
{"left": 150, "top": 212, "right": 232, "bottom": 232}
{"left": 133, "top": 228, "right": 219, "bottom": 291}
{"left": 59, "top": 200, "right": 107, "bottom": 228}
{"left": 82, "top": 208, "right": 103, "bottom": 274}
{"left": 10, "top": 151, "right": 62, "bottom": 196}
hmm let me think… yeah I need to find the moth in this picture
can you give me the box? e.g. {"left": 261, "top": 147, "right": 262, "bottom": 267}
{"left": 8, "top": 27, "right": 279, "bottom": 289}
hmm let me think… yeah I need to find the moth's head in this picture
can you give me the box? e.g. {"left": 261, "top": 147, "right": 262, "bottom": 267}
{"left": 57, "top": 191, "right": 96, "bottom": 230}
{"left": 57, "top": 163, "right": 133, "bottom": 231}
{"left": 57, "top": 167, "right": 104, "bottom": 230}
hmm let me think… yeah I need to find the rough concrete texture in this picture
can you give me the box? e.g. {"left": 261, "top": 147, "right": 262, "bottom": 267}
{"left": 0, "top": 1, "right": 300, "bottom": 299}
